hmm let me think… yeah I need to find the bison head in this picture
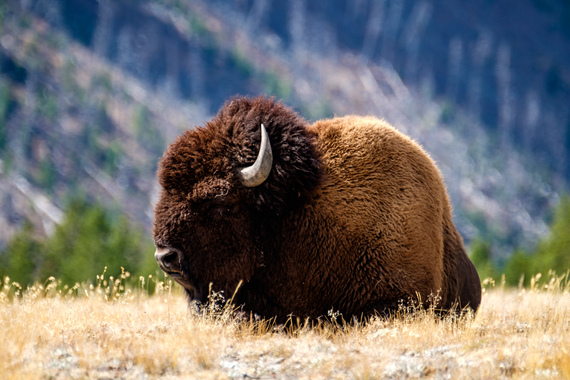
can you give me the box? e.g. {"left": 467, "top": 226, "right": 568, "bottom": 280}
{"left": 152, "top": 97, "right": 321, "bottom": 304}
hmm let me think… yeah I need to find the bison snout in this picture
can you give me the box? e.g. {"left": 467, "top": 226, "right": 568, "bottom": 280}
{"left": 155, "top": 247, "right": 182, "bottom": 276}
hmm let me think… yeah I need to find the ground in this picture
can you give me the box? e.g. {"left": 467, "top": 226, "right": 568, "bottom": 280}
{"left": 1, "top": 275, "right": 569, "bottom": 379}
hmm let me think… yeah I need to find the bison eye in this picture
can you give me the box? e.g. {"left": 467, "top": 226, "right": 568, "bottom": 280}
{"left": 209, "top": 203, "right": 238, "bottom": 218}
{"left": 201, "top": 198, "right": 239, "bottom": 221}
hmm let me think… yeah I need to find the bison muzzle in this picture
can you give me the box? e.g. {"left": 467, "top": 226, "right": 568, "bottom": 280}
{"left": 153, "top": 96, "right": 482, "bottom": 321}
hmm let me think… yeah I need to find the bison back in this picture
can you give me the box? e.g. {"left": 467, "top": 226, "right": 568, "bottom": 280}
{"left": 275, "top": 116, "right": 481, "bottom": 316}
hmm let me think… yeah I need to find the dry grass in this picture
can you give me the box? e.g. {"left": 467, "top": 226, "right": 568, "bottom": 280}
{"left": 1, "top": 272, "right": 570, "bottom": 379}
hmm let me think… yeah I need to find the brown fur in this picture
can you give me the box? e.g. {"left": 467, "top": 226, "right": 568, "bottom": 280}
{"left": 153, "top": 96, "right": 481, "bottom": 321}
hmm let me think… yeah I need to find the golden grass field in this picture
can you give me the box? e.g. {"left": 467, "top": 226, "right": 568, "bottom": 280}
{"left": 1, "top": 272, "right": 569, "bottom": 379}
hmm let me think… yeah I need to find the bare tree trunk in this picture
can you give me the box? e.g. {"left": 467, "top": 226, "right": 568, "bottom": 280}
{"left": 401, "top": 1, "right": 432, "bottom": 82}
{"left": 247, "top": 0, "right": 269, "bottom": 33}
{"left": 189, "top": 48, "right": 205, "bottom": 100}
{"left": 289, "top": 0, "right": 306, "bottom": 60}
{"left": 496, "top": 42, "right": 513, "bottom": 149}
{"left": 92, "top": 0, "right": 114, "bottom": 58}
{"left": 162, "top": 40, "right": 181, "bottom": 100}
{"left": 116, "top": 26, "right": 146, "bottom": 80}
{"left": 468, "top": 30, "right": 493, "bottom": 122}
{"left": 308, "top": 17, "right": 337, "bottom": 59}
{"left": 13, "top": 72, "right": 38, "bottom": 174}
{"left": 547, "top": 109, "right": 568, "bottom": 179}
{"left": 381, "top": 0, "right": 404, "bottom": 63}
{"left": 523, "top": 90, "right": 540, "bottom": 153}
{"left": 446, "top": 36, "right": 463, "bottom": 101}
{"left": 361, "top": 0, "right": 386, "bottom": 63}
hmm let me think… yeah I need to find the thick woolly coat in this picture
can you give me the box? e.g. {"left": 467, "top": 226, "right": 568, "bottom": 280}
{"left": 153, "top": 97, "right": 481, "bottom": 320}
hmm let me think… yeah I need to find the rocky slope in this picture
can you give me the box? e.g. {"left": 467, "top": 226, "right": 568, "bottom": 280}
{"left": 0, "top": 0, "right": 568, "bottom": 260}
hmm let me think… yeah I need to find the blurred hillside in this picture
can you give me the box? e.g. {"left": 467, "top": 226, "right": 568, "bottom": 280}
{"left": 0, "top": 0, "right": 569, "bottom": 264}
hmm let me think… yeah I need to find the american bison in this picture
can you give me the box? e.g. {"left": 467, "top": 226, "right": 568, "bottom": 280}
{"left": 153, "top": 96, "right": 481, "bottom": 320}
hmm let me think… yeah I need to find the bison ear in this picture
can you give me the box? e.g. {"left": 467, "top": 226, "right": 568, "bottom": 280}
{"left": 237, "top": 123, "right": 273, "bottom": 187}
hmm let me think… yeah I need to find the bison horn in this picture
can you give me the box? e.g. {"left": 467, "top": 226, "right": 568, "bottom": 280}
{"left": 237, "top": 123, "right": 273, "bottom": 187}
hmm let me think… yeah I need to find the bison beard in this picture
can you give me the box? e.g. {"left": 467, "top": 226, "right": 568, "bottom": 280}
{"left": 153, "top": 96, "right": 482, "bottom": 321}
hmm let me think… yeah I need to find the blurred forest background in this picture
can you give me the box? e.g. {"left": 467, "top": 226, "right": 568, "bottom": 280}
{"left": 0, "top": 0, "right": 569, "bottom": 288}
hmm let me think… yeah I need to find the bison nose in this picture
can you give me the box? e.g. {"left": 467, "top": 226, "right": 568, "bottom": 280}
{"left": 155, "top": 247, "right": 182, "bottom": 275}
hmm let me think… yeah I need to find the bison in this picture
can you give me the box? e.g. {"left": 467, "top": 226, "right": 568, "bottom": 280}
{"left": 153, "top": 96, "right": 481, "bottom": 321}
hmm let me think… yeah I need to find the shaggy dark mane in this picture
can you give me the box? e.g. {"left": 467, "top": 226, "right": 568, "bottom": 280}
{"left": 157, "top": 96, "right": 322, "bottom": 215}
